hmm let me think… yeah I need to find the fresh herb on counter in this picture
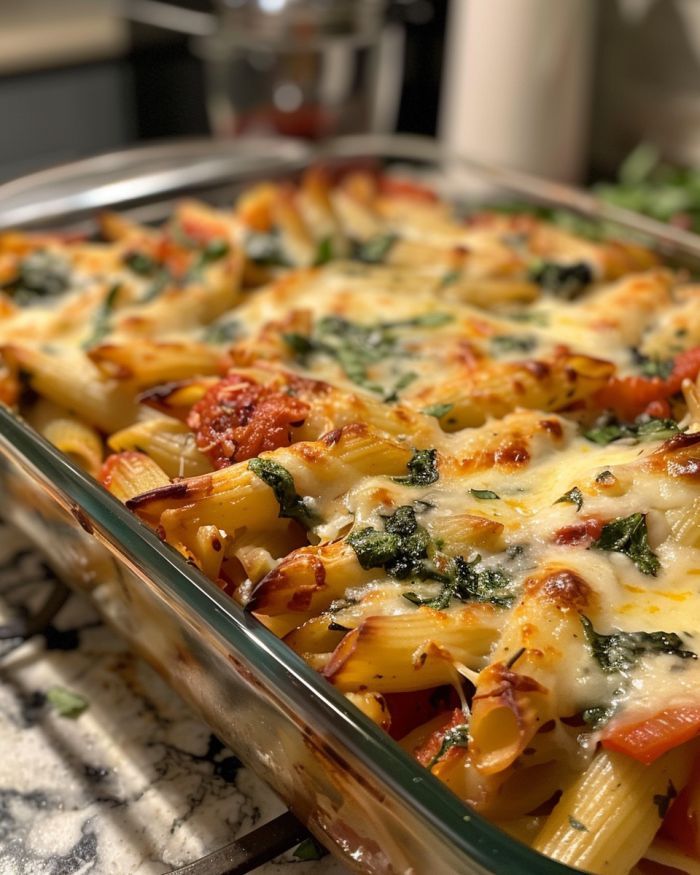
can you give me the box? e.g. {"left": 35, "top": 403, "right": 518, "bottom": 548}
{"left": 46, "top": 686, "right": 89, "bottom": 719}
{"left": 592, "top": 512, "right": 660, "bottom": 576}
{"left": 248, "top": 458, "right": 321, "bottom": 529}
{"left": 580, "top": 615, "right": 696, "bottom": 673}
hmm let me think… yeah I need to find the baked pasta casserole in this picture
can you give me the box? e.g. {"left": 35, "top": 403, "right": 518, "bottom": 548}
{"left": 3, "top": 169, "right": 700, "bottom": 874}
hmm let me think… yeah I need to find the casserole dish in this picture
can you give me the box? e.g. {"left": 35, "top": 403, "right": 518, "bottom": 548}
{"left": 2, "top": 134, "right": 700, "bottom": 875}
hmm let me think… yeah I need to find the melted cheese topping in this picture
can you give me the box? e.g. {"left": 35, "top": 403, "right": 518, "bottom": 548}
{"left": 3, "top": 175, "right": 700, "bottom": 873}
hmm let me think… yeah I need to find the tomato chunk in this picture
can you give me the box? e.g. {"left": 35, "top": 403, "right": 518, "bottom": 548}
{"left": 602, "top": 708, "right": 700, "bottom": 764}
{"left": 592, "top": 346, "right": 700, "bottom": 420}
{"left": 188, "top": 374, "right": 309, "bottom": 467}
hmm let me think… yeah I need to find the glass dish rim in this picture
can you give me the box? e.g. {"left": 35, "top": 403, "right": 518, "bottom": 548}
{"left": 7, "top": 131, "right": 692, "bottom": 873}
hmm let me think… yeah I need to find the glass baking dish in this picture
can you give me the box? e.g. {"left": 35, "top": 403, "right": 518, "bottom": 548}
{"left": 2, "top": 134, "right": 700, "bottom": 875}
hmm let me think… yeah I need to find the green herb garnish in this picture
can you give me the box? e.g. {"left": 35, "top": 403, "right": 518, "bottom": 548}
{"left": 592, "top": 512, "right": 660, "bottom": 576}
{"left": 81, "top": 283, "right": 121, "bottom": 349}
{"left": 470, "top": 489, "right": 500, "bottom": 500}
{"left": 555, "top": 486, "right": 583, "bottom": 512}
{"left": 489, "top": 335, "right": 537, "bottom": 355}
{"left": 348, "top": 505, "right": 439, "bottom": 581}
{"left": 584, "top": 415, "right": 682, "bottom": 445}
{"left": 245, "top": 231, "right": 289, "bottom": 266}
{"left": 203, "top": 319, "right": 241, "bottom": 344}
{"left": 383, "top": 371, "right": 418, "bottom": 403}
{"left": 631, "top": 348, "right": 675, "bottom": 380}
{"left": 427, "top": 723, "right": 470, "bottom": 769}
{"left": 248, "top": 458, "right": 321, "bottom": 529}
{"left": 581, "top": 704, "right": 615, "bottom": 729}
{"left": 124, "top": 251, "right": 157, "bottom": 275}
{"left": 394, "top": 448, "right": 439, "bottom": 487}
{"left": 529, "top": 261, "right": 593, "bottom": 299}
{"left": 568, "top": 816, "right": 588, "bottom": 832}
{"left": 422, "top": 402, "right": 454, "bottom": 419}
{"left": 440, "top": 269, "right": 461, "bottom": 287}
{"left": 353, "top": 234, "right": 397, "bottom": 264}
{"left": 46, "top": 686, "right": 89, "bottom": 719}
{"left": 283, "top": 314, "right": 450, "bottom": 396}
{"left": 653, "top": 780, "right": 678, "bottom": 819}
{"left": 10, "top": 250, "right": 71, "bottom": 303}
{"left": 314, "top": 236, "right": 334, "bottom": 266}
{"left": 581, "top": 615, "right": 696, "bottom": 673}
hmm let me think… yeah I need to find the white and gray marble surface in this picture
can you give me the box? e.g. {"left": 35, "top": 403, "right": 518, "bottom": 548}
{"left": 0, "top": 526, "right": 349, "bottom": 875}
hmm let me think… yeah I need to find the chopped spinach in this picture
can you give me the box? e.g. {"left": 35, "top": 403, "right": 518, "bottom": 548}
{"left": 630, "top": 347, "right": 675, "bottom": 380}
{"left": 581, "top": 703, "right": 615, "bottom": 729}
{"left": 348, "top": 506, "right": 514, "bottom": 609}
{"left": 394, "top": 448, "right": 439, "bottom": 487}
{"left": 10, "top": 250, "right": 71, "bottom": 303}
{"left": 248, "top": 458, "right": 321, "bottom": 529}
{"left": 592, "top": 512, "right": 660, "bottom": 576}
{"left": 422, "top": 402, "right": 454, "bottom": 419}
{"left": 383, "top": 371, "right": 417, "bottom": 403}
{"left": 507, "top": 310, "right": 550, "bottom": 327}
{"left": 187, "top": 239, "right": 230, "bottom": 280}
{"left": 404, "top": 554, "right": 514, "bottom": 610}
{"left": 440, "top": 269, "right": 461, "bottom": 287}
{"left": 595, "top": 470, "right": 615, "bottom": 485}
{"left": 81, "top": 283, "right": 121, "bottom": 349}
{"left": 653, "top": 780, "right": 678, "bottom": 819}
{"left": 353, "top": 234, "right": 397, "bottom": 264}
{"left": 584, "top": 414, "right": 682, "bottom": 445}
{"left": 314, "top": 236, "right": 334, "bottom": 266}
{"left": 529, "top": 261, "right": 593, "bottom": 299}
{"left": 555, "top": 486, "right": 583, "bottom": 512}
{"left": 203, "top": 319, "right": 241, "bottom": 344}
{"left": 427, "top": 723, "right": 470, "bottom": 769}
{"left": 245, "top": 231, "right": 289, "bottom": 266}
{"left": 124, "top": 251, "right": 157, "bottom": 275}
{"left": 581, "top": 615, "right": 696, "bottom": 673}
{"left": 470, "top": 489, "right": 500, "bottom": 500}
{"left": 568, "top": 816, "right": 588, "bottom": 832}
{"left": 348, "top": 505, "right": 440, "bottom": 582}
{"left": 489, "top": 334, "right": 537, "bottom": 355}
{"left": 283, "top": 314, "right": 450, "bottom": 396}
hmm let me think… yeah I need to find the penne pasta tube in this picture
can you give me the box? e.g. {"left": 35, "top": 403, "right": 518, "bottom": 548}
{"left": 108, "top": 416, "right": 212, "bottom": 479}
{"left": 533, "top": 744, "right": 698, "bottom": 874}
{"left": 323, "top": 605, "right": 501, "bottom": 693}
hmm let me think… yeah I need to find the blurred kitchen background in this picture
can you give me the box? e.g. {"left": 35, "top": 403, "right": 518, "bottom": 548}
{"left": 1, "top": 0, "right": 698, "bottom": 188}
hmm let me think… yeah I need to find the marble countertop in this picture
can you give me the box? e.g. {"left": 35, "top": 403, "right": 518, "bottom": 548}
{"left": 0, "top": 525, "right": 349, "bottom": 875}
